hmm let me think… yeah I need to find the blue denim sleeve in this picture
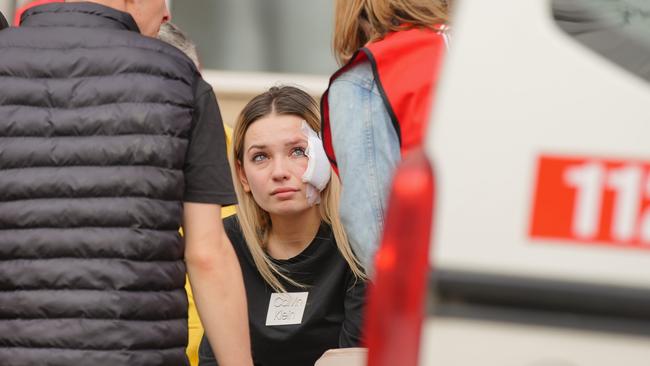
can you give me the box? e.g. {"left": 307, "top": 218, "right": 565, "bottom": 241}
{"left": 328, "top": 63, "right": 401, "bottom": 274}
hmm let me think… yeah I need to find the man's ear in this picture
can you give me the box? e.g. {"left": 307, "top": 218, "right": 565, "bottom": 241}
{"left": 237, "top": 161, "right": 251, "bottom": 193}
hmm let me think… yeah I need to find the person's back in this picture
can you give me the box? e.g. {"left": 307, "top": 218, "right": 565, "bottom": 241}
{"left": 321, "top": 0, "right": 450, "bottom": 274}
{"left": 0, "top": 3, "right": 200, "bottom": 365}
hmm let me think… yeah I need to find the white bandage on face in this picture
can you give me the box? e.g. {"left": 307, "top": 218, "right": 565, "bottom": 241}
{"left": 300, "top": 120, "right": 331, "bottom": 206}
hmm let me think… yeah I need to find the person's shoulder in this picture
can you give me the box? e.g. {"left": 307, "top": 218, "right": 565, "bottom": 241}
{"left": 314, "top": 223, "right": 343, "bottom": 259}
{"left": 223, "top": 215, "right": 259, "bottom": 267}
{"left": 330, "top": 61, "right": 383, "bottom": 101}
{"left": 223, "top": 215, "right": 243, "bottom": 240}
{"left": 315, "top": 222, "right": 335, "bottom": 243}
{"left": 195, "top": 78, "right": 214, "bottom": 97}
{"left": 321, "top": 224, "right": 367, "bottom": 277}
{"left": 190, "top": 78, "right": 218, "bottom": 118}
{"left": 332, "top": 61, "right": 374, "bottom": 90}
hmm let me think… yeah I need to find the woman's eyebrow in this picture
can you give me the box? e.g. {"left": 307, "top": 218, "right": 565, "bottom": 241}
{"left": 284, "top": 138, "right": 307, "bottom": 147}
{"left": 247, "top": 144, "right": 266, "bottom": 152}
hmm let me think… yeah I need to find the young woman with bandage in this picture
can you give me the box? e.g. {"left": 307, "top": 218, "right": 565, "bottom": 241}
{"left": 198, "top": 86, "right": 366, "bottom": 366}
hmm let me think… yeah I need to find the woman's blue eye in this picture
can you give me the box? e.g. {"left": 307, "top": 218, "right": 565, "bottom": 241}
{"left": 292, "top": 147, "right": 307, "bottom": 157}
{"left": 252, "top": 153, "right": 267, "bottom": 162}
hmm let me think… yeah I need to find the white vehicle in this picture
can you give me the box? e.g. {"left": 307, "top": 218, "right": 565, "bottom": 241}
{"left": 365, "top": 0, "right": 650, "bottom": 365}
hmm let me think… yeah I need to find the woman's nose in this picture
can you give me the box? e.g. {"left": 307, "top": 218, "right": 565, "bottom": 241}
{"left": 270, "top": 157, "right": 290, "bottom": 181}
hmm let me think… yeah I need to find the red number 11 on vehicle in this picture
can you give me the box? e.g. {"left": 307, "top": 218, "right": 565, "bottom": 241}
{"left": 530, "top": 155, "right": 650, "bottom": 250}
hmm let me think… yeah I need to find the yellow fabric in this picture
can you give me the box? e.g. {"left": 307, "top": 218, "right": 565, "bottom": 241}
{"left": 185, "top": 278, "right": 203, "bottom": 366}
{"left": 184, "top": 124, "right": 236, "bottom": 366}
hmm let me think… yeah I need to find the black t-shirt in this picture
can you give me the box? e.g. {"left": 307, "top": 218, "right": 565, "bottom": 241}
{"left": 183, "top": 79, "right": 236, "bottom": 205}
{"left": 199, "top": 215, "right": 366, "bottom": 366}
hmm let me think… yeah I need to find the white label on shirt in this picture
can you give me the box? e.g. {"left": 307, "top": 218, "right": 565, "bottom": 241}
{"left": 265, "top": 292, "right": 309, "bottom": 326}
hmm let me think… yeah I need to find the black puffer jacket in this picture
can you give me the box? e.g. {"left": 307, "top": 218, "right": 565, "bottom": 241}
{"left": 0, "top": 3, "right": 199, "bottom": 366}
{"left": 0, "top": 10, "right": 8, "bottom": 29}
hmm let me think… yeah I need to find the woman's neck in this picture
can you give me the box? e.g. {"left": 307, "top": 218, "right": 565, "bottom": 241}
{"left": 266, "top": 207, "right": 322, "bottom": 260}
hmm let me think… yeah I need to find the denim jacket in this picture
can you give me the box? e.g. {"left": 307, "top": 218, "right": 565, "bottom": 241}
{"left": 328, "top": 61, "right": 401, "bottom": 274}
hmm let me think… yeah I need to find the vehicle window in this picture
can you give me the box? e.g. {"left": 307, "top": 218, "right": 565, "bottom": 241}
{"left": 552, "top": 0, "right": 650, "bottom": 83}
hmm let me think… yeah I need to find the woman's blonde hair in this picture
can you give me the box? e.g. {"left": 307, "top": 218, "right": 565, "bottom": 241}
{"left": 231, "top": 85, "right": 366, "bottom": 292}
{"left": 333, "top": 0, "right": 450, "bottom": 64}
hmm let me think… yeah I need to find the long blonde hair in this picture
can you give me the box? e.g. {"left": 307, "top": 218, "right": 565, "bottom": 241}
{"left": 231, "top": 86, "right": 366, "bottom": 292}
{"left": 333, "top": 0, "right": 450, "bottom": 64}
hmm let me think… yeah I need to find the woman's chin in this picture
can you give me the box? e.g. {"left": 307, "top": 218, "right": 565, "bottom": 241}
{"left": 266, "top": 201, "right": 313, "bottom": 217}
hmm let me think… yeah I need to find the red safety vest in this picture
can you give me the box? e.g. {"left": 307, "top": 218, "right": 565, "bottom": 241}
{"left": 321, "top": 26, "right": 448, "bottom": 172}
